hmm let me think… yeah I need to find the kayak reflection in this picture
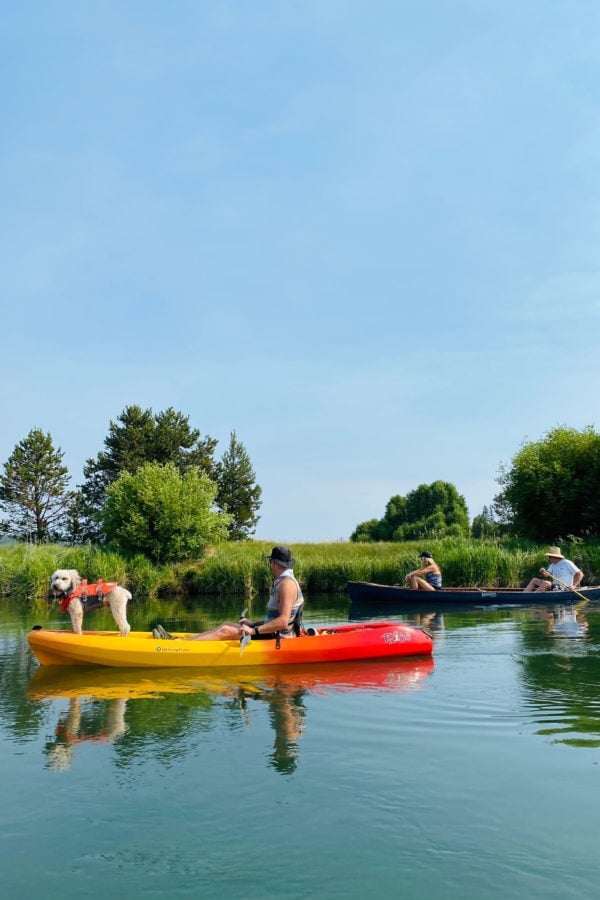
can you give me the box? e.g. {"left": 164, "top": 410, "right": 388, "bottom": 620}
{"left": 29, "top": 657, "right": 435, "bottom": 773}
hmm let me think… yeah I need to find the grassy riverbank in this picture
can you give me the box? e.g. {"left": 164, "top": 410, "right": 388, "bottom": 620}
{"left": 1, "top": 538, "right": 598, "bottom": 603}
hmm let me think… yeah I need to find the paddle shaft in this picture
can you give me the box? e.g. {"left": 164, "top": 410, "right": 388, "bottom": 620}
{"left": 239, "top": 606, "right": 251, "bottom": 653}
{"left": 540, "top": 569, "right": 589, "bottom": 604}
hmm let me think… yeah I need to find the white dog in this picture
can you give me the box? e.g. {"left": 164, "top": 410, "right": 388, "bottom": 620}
{"left": 50, "top": 569, "right": 131, "bottom": 637}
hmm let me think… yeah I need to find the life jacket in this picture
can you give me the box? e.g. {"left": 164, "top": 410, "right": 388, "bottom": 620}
{"left": 265, "top": 572, "right": 304, "bottom": 637}
{"left": 60, "top": 579, "right": 117, "bottom": 613}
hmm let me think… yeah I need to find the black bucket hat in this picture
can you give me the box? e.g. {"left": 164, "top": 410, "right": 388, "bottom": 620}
{"left": 419, "top": 551, "right": 433, "bottom": 559}
{"left": 264, "top": 545, "right": 296, "bottom": 567}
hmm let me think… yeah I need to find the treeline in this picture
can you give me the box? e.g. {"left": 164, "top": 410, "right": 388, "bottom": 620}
{"left": 3, "top": 417, "right": 599, "bottom": 566}
{"left": 351, "top": 427, "right": 600, "bottom": 545}
{"left": 0, "top": 405, "right": 261, "bottom": 561}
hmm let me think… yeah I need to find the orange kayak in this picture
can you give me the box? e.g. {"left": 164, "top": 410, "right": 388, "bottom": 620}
{"left": 28, "top": 621, "right": 433, "bottom": 668}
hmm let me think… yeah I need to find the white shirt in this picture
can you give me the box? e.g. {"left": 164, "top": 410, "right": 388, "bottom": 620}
{"left": 547, "top": 558, "right": 580, "bottom": 588}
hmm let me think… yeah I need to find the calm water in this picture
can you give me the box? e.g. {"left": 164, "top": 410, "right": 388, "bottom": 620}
{"left": 2, "top": 594, "right": 600, "bottom": 899}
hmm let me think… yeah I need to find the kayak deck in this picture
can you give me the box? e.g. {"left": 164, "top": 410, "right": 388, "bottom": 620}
{"left": 28, "top": 622, "right": 433, "bottom": 668}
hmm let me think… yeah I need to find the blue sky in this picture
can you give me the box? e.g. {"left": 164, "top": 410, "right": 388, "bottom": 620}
{"left": 2, "top": 1, "right": 599, "bottom": 543}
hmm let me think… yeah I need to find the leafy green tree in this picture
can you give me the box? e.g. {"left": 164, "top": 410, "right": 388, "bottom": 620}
{"left": 350, "top": 481, "right": 469, "bottom": 542}
{"left": 214, "top": 431, "right": 262, "bottom": 540}
{"left": 100, "top": 462, "right": 231, "bottom": 563}
{"left": 77, "top": 405, "right": 219, "bottom": 542}
{"left": 349, "top": 518, "right": 382, "bottom": 542}
{"left": 0, "top": 429, "right": 72, "bottom": 542}
{"left": 494, "top": 426, "right": 600, "bottom": 541}
{"left": 471, "top": 505, "right": 502, "bottom": 539}
{"left": 379, "top": 495, "right": 409, "bottom": 540}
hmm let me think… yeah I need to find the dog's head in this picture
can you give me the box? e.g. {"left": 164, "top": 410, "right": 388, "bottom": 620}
{"left": 49, "top": 569, "right": 82, "bottom": 598}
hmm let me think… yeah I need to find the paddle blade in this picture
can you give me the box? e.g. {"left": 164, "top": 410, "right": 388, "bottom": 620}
{"left": 240, "top": 632, "right": 251, "bottom": 655}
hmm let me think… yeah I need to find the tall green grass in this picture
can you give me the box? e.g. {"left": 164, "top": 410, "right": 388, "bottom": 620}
{"left": 1, "top": 537, "right": 598, "bottom": 603}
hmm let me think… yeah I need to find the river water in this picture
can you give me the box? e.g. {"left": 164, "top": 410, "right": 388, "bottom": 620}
{"left": 2, "top": 594, "right": 600, "bottom": 899}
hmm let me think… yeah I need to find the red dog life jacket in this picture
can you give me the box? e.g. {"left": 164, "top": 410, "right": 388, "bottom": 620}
{"left": 60, "top": 579, "right": 118, "bottom": 612}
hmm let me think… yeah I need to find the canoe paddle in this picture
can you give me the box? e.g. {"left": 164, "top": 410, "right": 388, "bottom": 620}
{"left": 540, "top": 569, "right": 590, "bottom": 605}
{"left": 239, "top": 606, "right": 251, "bottom": 654}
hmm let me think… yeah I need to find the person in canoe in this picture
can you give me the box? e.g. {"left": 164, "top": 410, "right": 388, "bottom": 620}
{"left": 523, "top": 546, "right": 584, "bottom": 593}
{"left": 152, "top": 545, "right": 304, "bottom": 641}
{"left": 404, "top": 551, "right": 442, "bottom": 591}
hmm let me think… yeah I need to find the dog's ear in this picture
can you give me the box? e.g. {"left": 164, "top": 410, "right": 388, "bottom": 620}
{"left": 68, "top": 569, "right": 82, "bottom": 585}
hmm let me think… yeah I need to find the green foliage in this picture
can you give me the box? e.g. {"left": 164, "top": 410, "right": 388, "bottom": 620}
{"left": 0, "top": 542, "right": 178, "bottom": 603}
{"left": 75, "top": 404, "right": 262, "bottom": 549}
{"left": 350, "top": 518, "right": 381, "bottom": 542}
{"left": 2, "top": 537, "right": 599, "bottom": 606}
{"left": 77, "top": 405, "right": 219, "bottom": 542}
{"left": 494, "top": 426, "right": 600, "bottom": 541}
{"left": 100, "top": 462, "right": 231, "bottom": 563}
{"left": 170, "top": 538, "right": 554, "bottom": 595}
{"left": 214, "top": 431, "right": 262, "bottom": 540}
{"left": 350, "top": 481, "right": 469, "bottom": 542}
{"left": 471, "top": 505, "right": 504, "bottom": 539}
{"left": 0, "top": 429, "right": 72, "bottom": 542}
{"left": 95, "top": 405, "right": 218, "bottom": 481}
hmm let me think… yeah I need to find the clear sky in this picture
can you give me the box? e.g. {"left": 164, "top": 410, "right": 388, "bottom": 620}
{"left": 2, "top": 2, "right": 599, "bottom": 543}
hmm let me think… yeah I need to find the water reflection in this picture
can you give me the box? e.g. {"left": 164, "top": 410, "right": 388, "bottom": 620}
{"left": 520, "top": 604, "right": 600, "bottom": 747}
{"left": 232, "top": 680, "right": 306, "bottom": 774}
{"left": 44, "top": 696, "right": 128, "bottom": 771}
{"left": 28, "top": 658, "right": 435, "bottom": 773}
{"left": 546, "top": 605, "right": 589, "bottom": 639}
{"left": 410, "top": 612, "right": 445, "bottom": 635}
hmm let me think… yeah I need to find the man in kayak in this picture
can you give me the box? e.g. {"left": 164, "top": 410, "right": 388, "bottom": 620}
{"left": 152, "top": 545, "right": 304, "bottom": 641}
{"left": 404, "top": 551, "right": 443, "bottom": 591}
{"left": 523, "top": 546, "right": 583, "bottom": 592}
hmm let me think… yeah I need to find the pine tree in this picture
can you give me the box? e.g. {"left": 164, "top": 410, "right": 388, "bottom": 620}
{"left": 0, "top": 429, "right": 71, "bottom": 541}
{"left": 215, "top": 431, "right": 262, "bottom": 540}
{"left": 76, "top": 405, "right": 219, "bottom": 542}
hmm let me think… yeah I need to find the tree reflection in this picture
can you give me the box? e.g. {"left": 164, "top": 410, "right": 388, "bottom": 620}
{"left": 0, "top": 635, "right": 46, "bottom": 739}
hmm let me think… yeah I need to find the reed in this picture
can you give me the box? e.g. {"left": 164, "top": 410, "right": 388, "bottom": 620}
{"left": 1, "top": 537, "right": 598, "bottom": 603}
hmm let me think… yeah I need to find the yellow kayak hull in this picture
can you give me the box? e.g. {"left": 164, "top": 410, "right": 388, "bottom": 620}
{"left": 28, "top": 622, "right": 433, "bottom": 668}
